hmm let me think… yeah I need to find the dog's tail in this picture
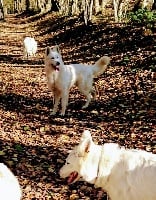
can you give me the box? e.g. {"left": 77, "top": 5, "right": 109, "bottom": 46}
{"left": 92, "top": 56, "right": 110, "bottom": 77}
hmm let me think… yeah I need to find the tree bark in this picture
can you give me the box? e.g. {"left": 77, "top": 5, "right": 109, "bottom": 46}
{"left": 152, "top": 0, "right": 156, "bottom": 9}
{"left": 26, "top": 0, "right": 30, "bottom": 11}
{"left": 113, "top": 0, "right": 129, "bottom": 22}
{"left": 72, "top": 0, "right": 79, "bottom": 15}
{"left": 94, "top": 0, "right": 100, "bottom": 14}
{"left": 89, "top": 0, "right": 94, "bottom": 20}
{"left": 113, "top": 0, "right": 119, "bottom": 22}
{"left": 101, "top": 0, "right": 109, "bottom": 14}
{"left": 0, "top": 0, "right": 4, "bottom": 19}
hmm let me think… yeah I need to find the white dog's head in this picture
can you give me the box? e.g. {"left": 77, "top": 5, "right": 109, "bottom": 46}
{"left": 45, "top": 46, "right": 63, "bottom": 71}
{"left": 59, "top": 130, "right": 101, "bottom": 184}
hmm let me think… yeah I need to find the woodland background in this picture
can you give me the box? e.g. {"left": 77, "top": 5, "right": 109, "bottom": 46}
{"left": 0, "top": 0, "right": 156, "bottom": 23}
{"left": 0, "top": 0, "right": 156, "bottom": 199}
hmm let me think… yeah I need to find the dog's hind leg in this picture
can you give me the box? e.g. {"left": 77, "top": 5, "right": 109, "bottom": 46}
{"left": 81, "top": 91, "right": 92, "bottom": 109}
{"left": 92, "top": 84, "right": 99, "bottom": 99}
{"left": 78, "top": 81, "right": 92, "bottom": 109}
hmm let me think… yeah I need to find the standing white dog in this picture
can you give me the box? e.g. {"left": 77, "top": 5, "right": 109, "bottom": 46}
{"left": 23, "top": 37, "right": 37, "bottom": 58}
{"left": 60, "top": 130, "right": 156, "bottom": 200}
{"left": 45, "top": 46, "right": 110, "bottom": 116}
{"left": 0, "top": 163, "right": 22, "bottom": 200}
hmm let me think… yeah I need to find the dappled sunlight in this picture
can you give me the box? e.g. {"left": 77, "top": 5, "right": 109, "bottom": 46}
{"left": 0, "top": 10, "right": 155, "bottom": 200}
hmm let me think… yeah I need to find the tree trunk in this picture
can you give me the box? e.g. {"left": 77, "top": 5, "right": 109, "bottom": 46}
{"left": 59, "top": 0, "right": 70, "bottom": 15}
{"left": 113, "top": 0, "right": 119, "bottom": 22}
{"left": 30, "top": 0, "right": 52, "bottom": 13}
{"left": 113, "top": 0, "right": 128, "bottom": 22}
{"left": 82, "top": 0, "right": 94, "bottom": 25}
{"left": 101, "top": 0, "right": 109, "bottom": 14}
{"left": 0, "top": 0, "right": 4, "bottom": 19}
{"left": 89, "top": 0, "right": 94, "bottom": 20}
{"left": 94, "top": 0, "right": 100, "bottom": 14}
{"left": 118, "top": 0, "right": 129, "bottom": 21}
{"left": 141, "top": 0, "right": 154, "bottom": 10}
{"left": 72, "top": 0, "right": 79, "bottom": 15}
{"left": 133, "top": 0, "right": 154, "bottom": 11}
{"left": 26, "top": 0, "right": 30, "bottom": 11}
{"left": 152, "top": 0, "right": 156, "bottom": 9}
{"left": 84, "top": 0, "right": 89, "bottom": 25}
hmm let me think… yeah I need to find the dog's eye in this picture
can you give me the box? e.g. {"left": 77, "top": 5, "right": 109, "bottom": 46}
{"left": 51, "top": 57, "right": 54, "bottom": 59}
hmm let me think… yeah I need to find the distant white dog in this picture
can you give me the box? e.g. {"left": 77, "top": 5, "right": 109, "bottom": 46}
{"left": 60, "top": 130, "right": 156, "bottom": 200}
{"left": 0, "top": 163, "right": 22, "bottom": 200}
{"left": 23, "top": 37, "right": 37, "bottom": 58}
{"left": 45, "top": 46, "right": 110, "bottom": 116}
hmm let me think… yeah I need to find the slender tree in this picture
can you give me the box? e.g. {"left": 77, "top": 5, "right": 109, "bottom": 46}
{"left": 0, "top": 0, "right": 4, "bottom": 19}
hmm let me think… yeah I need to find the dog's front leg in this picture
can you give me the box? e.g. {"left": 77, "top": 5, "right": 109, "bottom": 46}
{"left": 51, "top": 93, "right": 60, "bottom": 115}
{"left": 60, "top": 92, "right": 69, "bottom": 116}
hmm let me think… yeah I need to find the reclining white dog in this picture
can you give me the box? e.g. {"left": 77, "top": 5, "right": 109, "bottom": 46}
{"left": 0, "top": 163, "right": 22, "bottom": 200}
{"left": 23, "top": 37, "right": 37, "bottom": 58}
{"left": 60, "top": 130, "right": 156, "bottom": 200}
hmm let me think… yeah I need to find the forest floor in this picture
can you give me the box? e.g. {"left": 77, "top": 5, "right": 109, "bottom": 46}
{"left": 0, "top": 12, "right": 156, "bottom": 200}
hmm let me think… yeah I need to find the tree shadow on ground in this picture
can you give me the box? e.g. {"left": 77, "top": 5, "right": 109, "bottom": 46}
{"left": 36, "top": 15, "right": 155, "bottom": 70}
{"left": 0, "top": 13, "right": 155, "bottom": 199}
{"left": 0, "top": 134, "right": 108, "bottom": 199}
{"left": 0, "top": 87, "right": 155, "bottom": 126}
{"left": 0, "top": 54, "right": 43, "bottom": 66}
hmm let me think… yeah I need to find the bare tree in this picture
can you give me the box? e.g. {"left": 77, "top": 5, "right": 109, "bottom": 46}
{"left": 113, "top": 0, "right": 130, "bottom": 22}
{"left": 81, "top": 0, "right": 94, "bottom": 25}
{"left": 133, "top": 0, "right": 154, "bottom": 11}
{"left": 152, "top": 0, "right": 156, "bottom": 9}
{"left": 94, "top": 0, "right": 100, "bottom": 14}
{"left": 101, "top": 0, "right": 110, "bottom": 14}
{"left": 2, "top": 0, "right": 155, "bottom": 22}
{"left": 140, "top": 0, "right": 154, "bottom": 9}
{"left": 25, "top": 0, "right": 52, "bottom": 13}
{"left": 0, "top": 0, "right": 4, "bottom": 19}
{"left": 89, "top": 0, "right": 94, "bottom": 20}
{"left": 113, "top": 0, "right": 119, "bottom": 22}
{"left": 58, "top": 0, "right": 70, "bottom": 15}
{"left": 72, "top": 0, "right": 79, "bottom": 15}
{"left": 25, "top": 0, "right": 30, "bottom": 11}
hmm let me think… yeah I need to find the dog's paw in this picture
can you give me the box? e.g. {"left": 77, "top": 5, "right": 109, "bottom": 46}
{"left": 60, "top": 112, "right": 65, "bottom": 116}
{"left": 50, "top": 110, "right": 56, "bottom": 115}
{"left": 82, "top": 105, "right": 88, "bottom": 109}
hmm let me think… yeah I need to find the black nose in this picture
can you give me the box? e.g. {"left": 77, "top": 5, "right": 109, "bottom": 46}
{"left": 56, "top": 61, "right": 60, "bottom": 66}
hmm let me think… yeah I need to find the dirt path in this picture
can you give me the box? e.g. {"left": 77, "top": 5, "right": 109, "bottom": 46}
{"left": 0, "top": 14, "right": 155, "bottom": 199}
{"left": 0, "top": 16, "right": 26, "bottom": 54}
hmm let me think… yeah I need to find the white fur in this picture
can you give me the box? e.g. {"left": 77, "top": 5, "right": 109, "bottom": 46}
{"left": 0, "top": 163, "right": 22, "bottom": 200}
{"left": 45, "top": 46, "right": 110, "bottom": 116}
{"left": 23, "top": 37, "right": 37, "bottom": 58}
{"left": 60, "top": 130, "right": 156, "bottom": 200}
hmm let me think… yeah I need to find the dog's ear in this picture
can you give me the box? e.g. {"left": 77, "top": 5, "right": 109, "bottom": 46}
{"left": 81, "top": 130, "right": 92, "bottom": 141}
{"left": 45, "top": 46, "right": 51, "bottom": 56}
{"left": 81, "top": 130, "right": 92, "bottom": 153}
{"left": 84, "top": 139, "right": 92, "bottom": 153}
{"left": 52, "top": 45, "right": 60, "bottom": 53}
